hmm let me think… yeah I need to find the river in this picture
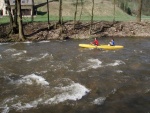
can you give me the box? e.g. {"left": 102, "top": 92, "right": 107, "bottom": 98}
{"left": 0, "top": 37, "right": 150, "bottom": 113}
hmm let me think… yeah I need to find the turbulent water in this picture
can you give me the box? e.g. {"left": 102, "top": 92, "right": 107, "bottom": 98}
{"left": 0, "top": 38, "right": 149, "bottom": 113}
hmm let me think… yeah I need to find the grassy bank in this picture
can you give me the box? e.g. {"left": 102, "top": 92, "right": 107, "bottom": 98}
{"left": 1, "top": 15, "right": 150, "bottom": 24}
{"left": 0, "top": 0, "right": 135, "bottom": 24}
{"left": 0, "top": 15, "right": 135, "bottom": 24}
{"left": 0, "top": 0, "right": 150, "bottom": 24}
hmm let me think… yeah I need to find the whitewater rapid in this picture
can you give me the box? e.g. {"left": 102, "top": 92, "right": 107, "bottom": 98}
{"left": 0, "top": 38, "right": 149, "bottom": 113}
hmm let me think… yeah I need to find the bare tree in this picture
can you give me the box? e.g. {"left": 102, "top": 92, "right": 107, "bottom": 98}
{"left": 5, "top": 0, "right": 14, "bottom": 34}
{"left": 74, "top": 0, "right": 79, "bottom": 29}
{"left": 13, "top": 0, "right": 19, "bottom": 34}
{"left": 5, "top": 0, "right": 18, "bottom": 34}
{"left": 113, "top": 0, "right": 116, "bottom": 22}
{"left": 137, "top": 0, "right": 142, "bottom": 22}
{"left": 58, "top": 0, "right": 62, "bottom": 24}
{"left": 79, "top": 0, "right": 83, "bottom": 21}
{"left": 17, "top": 0, "right": 25, "bottom": 41}
{"left": 31, "top": 0, "right": 34, "bottom": 22}
{"left": 47, "top": 0, "right": 50, "bottom": 29}
{"left": 90, "top": 0, "right": 94, "bottom": 35}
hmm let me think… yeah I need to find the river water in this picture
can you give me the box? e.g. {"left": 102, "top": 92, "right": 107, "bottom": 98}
{"left": 0, "top": 37, "right": 149, "bottom": 113}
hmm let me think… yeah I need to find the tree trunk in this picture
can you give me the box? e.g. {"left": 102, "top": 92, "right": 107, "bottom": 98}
{"left": 74, "top": 0, "right": 78, "bottom": 29}
{"left": 5, "top": 0, "right": 14, "bottom": 34}
{"left": 137, "top": 0, "right": 142, "bottom": 22}
{"left": 47, "top": 0, "right": 50, "bottom": 29}
{"left": 79, "top": 0, "right": 83, "bottom": 21}
{"left": 113, "top": 0, "right": 116, "bottom": 22}
{"left": 13, "top": 0, "right": 19, "bottom": 34}
{"left": 58, "top": 0, "right": 62, "bottom": 24}
{"left": 31, "top": 0, "right": 34, "bottom": 22}
{"left": 90, "top": 0, "right": 94, "bottom": 35}
{"left": 17, "top": 0, "right": 25, "bottom": 41}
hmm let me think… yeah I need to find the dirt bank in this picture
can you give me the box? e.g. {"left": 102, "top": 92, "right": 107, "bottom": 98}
{"left": 0, "top": 21, "right": 150, "bottom": 42}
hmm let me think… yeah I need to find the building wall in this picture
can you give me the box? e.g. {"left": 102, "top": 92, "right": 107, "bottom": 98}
{"left": 0, "top": 0, "right": 33, "bottom": 16}
{"left": 10, "top": 0, "right": 32, "bottom": 6}
{"left": 0, "top": 0, "right": 7, "bottom": 16}
{"left": 11, "top": 5, "right": 33, "bottom": 16}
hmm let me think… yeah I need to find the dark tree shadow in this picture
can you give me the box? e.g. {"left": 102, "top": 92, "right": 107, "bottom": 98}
{"left": 36, "top": 11, "right": 47, "bottom": 15}
{"left": 34, "top": 1, "right": 53, "bottom": 16}
{"left": 127, "top": 7, "right": 132, "bottom": 15}
{"left": 25, "top": 24, "right": 55, "bottom": 38}
{"left": 34, "top": 1, "right": 53, "bottom": 9}
{"left": 25, "top": 27, "right": 48, "bottom": 38}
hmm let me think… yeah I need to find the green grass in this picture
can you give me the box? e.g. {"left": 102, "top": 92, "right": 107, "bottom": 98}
{"left": 0, "top": 15, "right": 148, "bottom": 24}
{"left": 142, "top": 15, "right": 150, "bottom": 20}
{"left": 0, "top": 0, "right": 149, "bottom": 24}
{"left": 0, "top": 16, "right": 10, "bottom": 24}
{"left": 29, "top": 15, "right": 135, "bottom": 22}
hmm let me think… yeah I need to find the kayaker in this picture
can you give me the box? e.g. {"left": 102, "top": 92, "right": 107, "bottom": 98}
{"left": 109, "top": 38, "right": 115, "bottom": 46}
{"left": 91, "top": 38, "right": 99, "bottom": 46}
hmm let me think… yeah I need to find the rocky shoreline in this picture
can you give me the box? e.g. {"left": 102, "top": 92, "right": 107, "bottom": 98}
{"left": 0, "top": 21, "right": 150, "bottom": 42}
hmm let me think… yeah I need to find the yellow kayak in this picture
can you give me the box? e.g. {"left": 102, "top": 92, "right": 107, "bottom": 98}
{"left": 79, "top": 44, "right": 124, "bottom": 50}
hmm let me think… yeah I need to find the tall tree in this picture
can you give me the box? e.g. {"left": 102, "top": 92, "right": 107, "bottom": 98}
{"left": 47, "top": 0, "right": 50, "bottom": 29}
{"left": 5, "top": 0, "right": 18, "bottom": 34}
{"left": 90, "top": 0, "right": 94, "bottom": 35}
{"left": 31, "top": 0, "right": 34, "bottom": 22}
{"left": 79, "top": 0, "right": 83, "bottom": 21}
{"left": 74, "top": 0, "right": 79, "bottom": 29}
{"left": 5, "top": 0, "right": 14, "bottom": 33}
{"left": 17, "top": 0, "right": 25, "bottom": 41}
{"left": 58, "top": 0, "right": 62, "bottom": 24}
{"left": 137, "top": 0, "right": 142, "bottom": 22}
{"left": 14, "top": 0, "right": 19, "bottom": 33}
{"left": 113, "top": 0, "right": 116, "bottom": 22}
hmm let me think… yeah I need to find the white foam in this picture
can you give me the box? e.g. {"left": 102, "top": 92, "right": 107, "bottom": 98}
{"left": 1, "top": 79, "right": 90, "bottom": 112}
{"left": 11, "top": 50, "right": 27, "bottom": 57}
{"left": 1, "top": 105, "right": 9, "bottom": 113}
{"left": 77, "top": 68, "right": 87, "bottom": 72}
{"left": 38, "top": 41, "right": 50, "bottom": 43}
{"left": 77, "top": 59, "right": 125, "bottom": 72}
{"left": 92, "top": 97, "right": 106, "bottom": 105}
{"left": 26, "top": 57, "right": 38, "bottom": 62}
{"left": 4, "top": 49, "right": 16, "bottom": 53}
{"left": 11, "top": 98, "right": 43, "bottom": 111}
{"left": 1, "top": 96, "right": 18, "bottom": 113}
{"left": 15, "top": 74, "right": 49, "bottom": 86}
{"left": 12, "top": 102, "right": 37, "bottom": 111}
{"left": 77, "top": 58, "right": 102, "bottom": 72}
{"left": 26, "top": 53, "right": 50, "bottom": 62}
{"left": 87, "top": 59, "right": 102, "bottom": 69}
{"left": 106, "top": 60, "right": 125, "bottom": 67}
{"left": 0, "top": 43, "right": 9, "bottom": 45}
{"left": 1, "top": 97, "right": 42, "bottom": 112}
{"left": 22, "top": 41, "right": 32, "bottom": 44}
{"left": 2, "top": 96, "right": 19, "bottom": 105}
{"left": 116, "top": 70, "right": 123, "bottom": 73}
{"left": 111, "top": 88, "right": 117, "bottom": 94}
{"left": 45, "top": 83, "right": 90, "bottom": 104}
{"left": 40, "top": 53, "right": 49, "bottom": 59}
{"left": 0, "top": 54, "right": 2, "bottom": 59}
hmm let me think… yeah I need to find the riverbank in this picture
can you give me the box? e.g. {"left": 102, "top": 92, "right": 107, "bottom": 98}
{"left": 0, "top": 21, "right": 150, "bottom": 42}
